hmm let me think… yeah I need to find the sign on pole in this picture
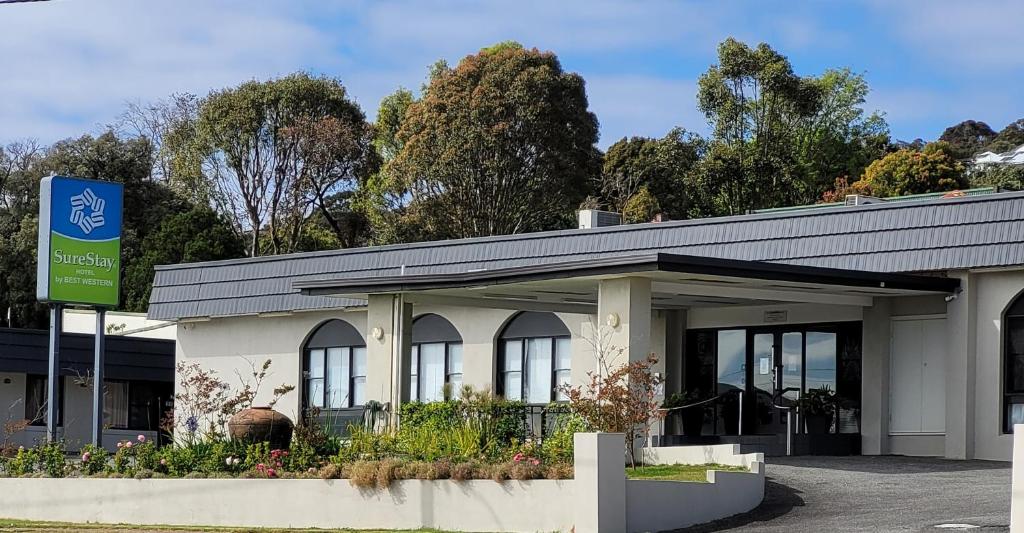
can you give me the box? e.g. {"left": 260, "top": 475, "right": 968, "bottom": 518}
{"left": 37, "top": 176, "right": 123, "bottom": 307}
{"left": 37, "top": 175, "right": 123, "bottom": 444}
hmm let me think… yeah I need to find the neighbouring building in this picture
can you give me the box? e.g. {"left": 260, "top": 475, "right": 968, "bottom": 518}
{"left": 0, "top": 323, "right": 175, "bottom": 452}
{"left": 973, "top": 144, "right": 1024, "bottom": 169}
{"left": 147, "top": 189, "right": 1024, "bottom": 461}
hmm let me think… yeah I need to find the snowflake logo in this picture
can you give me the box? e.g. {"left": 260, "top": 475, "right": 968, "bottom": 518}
{"left": 69, "top": 188, "right": 106, "bottom": 235}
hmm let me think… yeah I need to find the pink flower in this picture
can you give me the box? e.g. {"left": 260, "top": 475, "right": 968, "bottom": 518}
{"left": 160, "top": 458, "right": 167, "bottom": 466}
{"left": 513, "top": 453, "right": 524, "bottom": 462}
{"left": 531, "top": 459, "right": 540, "bottom": 466}
{"left": 266, "top": 468, "right": 276, "bottom": 477}
{"left": 124, "top": 441, "right": 133, "bottom": 448}
{"left": 116, "top": 442, "right": 123, "bottom": 448}
{"left": 137, "top": 434, "right": 146, "bottom": 443}
{"left": 81, "top": 452, "right": 91, "bottom": 462}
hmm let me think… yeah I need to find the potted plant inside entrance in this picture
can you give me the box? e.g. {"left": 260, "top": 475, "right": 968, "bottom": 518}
{"left": 799, "top": 385, "right": 837, "bottom": 434}
{"left": 662, "top": 389, "right": 707, "bottom": 437}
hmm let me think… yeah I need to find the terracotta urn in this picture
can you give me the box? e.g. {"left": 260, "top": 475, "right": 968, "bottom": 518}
{"left": 228, "top": 407, "right": 294, "bottom": 449}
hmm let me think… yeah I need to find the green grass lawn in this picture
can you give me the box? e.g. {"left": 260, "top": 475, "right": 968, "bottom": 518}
{"left": 625, "top": 463, "right": 750, "bottom": 482}
{"left": 0, "top": 520, "right": 464, "bottom": 533}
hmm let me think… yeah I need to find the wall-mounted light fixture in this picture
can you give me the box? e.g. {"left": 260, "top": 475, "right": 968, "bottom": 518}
{"left": 371, "top": 326, "right": 384, "bottom": 340}
{"left": 605, "top": 313, "right": 620, "bottom": 328}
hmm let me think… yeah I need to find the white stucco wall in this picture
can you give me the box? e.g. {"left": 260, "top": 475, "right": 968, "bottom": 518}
{"left": 687, "top": 302, "right": 863, "bottom": 330}
{"left": 63, "top": 309, "right": 176, "bottom": 340}
{"left": 973, "top": 270, "right": 1024, "bottom": 461}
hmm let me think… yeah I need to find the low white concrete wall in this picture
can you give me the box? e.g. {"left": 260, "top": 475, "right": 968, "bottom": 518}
{"left": 0, "top": 477, "right": 574, "bottom": 532}
{"left": 0, "top": 434, "right": 766, "bottom": 533}
{"left": 628, "top": 464, "right": 765, "bottom": 533}
{"left": 639, "top": 443, "right": 764, "bottom": 469}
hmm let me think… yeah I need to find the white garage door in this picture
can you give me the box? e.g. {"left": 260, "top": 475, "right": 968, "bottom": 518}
{"left": 889, "top": 317, "right": 947, "bottom": 434}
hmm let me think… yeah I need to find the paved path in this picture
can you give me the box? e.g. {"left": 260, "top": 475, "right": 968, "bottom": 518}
{"left": 675, "top": 456, "right": 1011, "bottom": 533}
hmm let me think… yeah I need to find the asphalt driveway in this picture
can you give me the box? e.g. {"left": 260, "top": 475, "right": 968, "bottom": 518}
{"left": 675, "top": 455, "right": 1011, "bottom": 533}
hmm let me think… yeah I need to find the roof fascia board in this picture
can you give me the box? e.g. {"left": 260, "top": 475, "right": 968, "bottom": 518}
{"left": 295, "top": 252, "right": 958, "bottom": 297}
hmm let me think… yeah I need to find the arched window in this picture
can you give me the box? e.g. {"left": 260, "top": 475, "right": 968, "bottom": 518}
{"left": 302, "top": 320, "right": 366, "bottom": 412}
{"left": 410, "top": 314, "right": 463, "bottom": 402}
{"left": 1004, "top": 292, "right": 1024, "bottom": 432}
{"left": 497, "top": 312, "right": 571, "bottom": 404}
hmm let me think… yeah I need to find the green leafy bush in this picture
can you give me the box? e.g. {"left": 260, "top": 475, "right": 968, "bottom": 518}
{"left": 78, "top": 444, "right": 108, "bottom": 476}
{"left": 6, "top": 446, "right": 40, "bottom": 477}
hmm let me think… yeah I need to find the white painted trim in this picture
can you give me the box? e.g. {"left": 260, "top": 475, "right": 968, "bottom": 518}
{"left": 652, "top": 281, "right": 873, "bottom": 307}
{"left": 889, "top": 432, "right": 946, "bottom": 436}
{"left": 890, "top": 314, "right": 947, "bottom": 321}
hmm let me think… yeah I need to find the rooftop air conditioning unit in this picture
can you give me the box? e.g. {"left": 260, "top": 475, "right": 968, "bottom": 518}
{"left": 844, "top": 194, "right": 886, "bottom": 206}
{"left": 578, "top": 209, "right": 622, "bottom": 229}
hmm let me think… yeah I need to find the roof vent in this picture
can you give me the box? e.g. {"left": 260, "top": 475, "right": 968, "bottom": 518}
{"left": 578, "top": 209, "right": 621, "bottom": 229}
{"left": 844, "top": 194, "right": 886, "bottom": 206}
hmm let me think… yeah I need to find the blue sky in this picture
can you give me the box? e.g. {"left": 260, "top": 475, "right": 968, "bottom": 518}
{"left": 2, "top": 0, "right": 1022, "bottom": 149}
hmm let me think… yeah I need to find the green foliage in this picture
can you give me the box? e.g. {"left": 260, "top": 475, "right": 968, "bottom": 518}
{"left": 622, "top": 186, "right": 661, "bottom": 224}
{"left": 986, "top": 119, "right": 1024, "bottom": 154}
{"left": 696, "top": 38, "right": 889, "bottom": 213}
{"left": 111, "top": 438, "right": 158, "bottom": 477}
{"left": 798, "top": 386, "right": 838, "bottom": 416}
{"left": 6, "top": 446, "right": 39, "bottom": 477}
{"left": 856, "top": 141, "right": 967, "bottom": 196}
{"left": 600, "top": 128, "right": 705, "bottom": 221}
{"left": 78, "top": 444, "right": 108, "bottom": 476}
{"left": 190, "top": 72, "right": 375, "bottom": 256}
{"left": 539, "top": 413, "right": 589, "bottom": 464}
{"left": 37, "top": 441, "right": 67, "bottom": 478}
{"left": 939, "top": 119, "right": 997, "bottom": 159}
{"left": 381, "top": 42, "right": 601, "bottom": 240}
{"left": 970, "top": 164, "right": 1024, "bottom": 191}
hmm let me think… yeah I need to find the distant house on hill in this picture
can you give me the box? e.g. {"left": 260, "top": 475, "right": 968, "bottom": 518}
{"left": 972, "top": 144, "right": 1024, "bottom": 169}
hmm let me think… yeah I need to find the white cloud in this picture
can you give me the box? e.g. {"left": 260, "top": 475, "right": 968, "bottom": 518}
{"left": 0, "top": 0, "right": 340, "bottom": 142}
{"left": 869, "top": 0, "right": 1024, "bottom": 71}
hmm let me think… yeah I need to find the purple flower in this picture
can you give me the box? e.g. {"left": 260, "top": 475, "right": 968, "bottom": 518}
{"left": 185, "top": 415, "right": 199, "bottom": 433}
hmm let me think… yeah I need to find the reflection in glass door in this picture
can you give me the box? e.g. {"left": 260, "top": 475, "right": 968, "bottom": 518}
{"left": 752, "top": 333, "right": 775, "bottom": 433}
{"left": 781, "top": 332, "right": 803, "bottom": 405}
{"left": 716, "top": 330, "right": 745, "bottom": 434}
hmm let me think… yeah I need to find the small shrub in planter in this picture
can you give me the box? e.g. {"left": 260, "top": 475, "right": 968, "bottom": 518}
{"left": 799, "top": 386, "right": 838, "bottom": 434}
{"left": 662, "top": 390, "right": 708, "bottom": 436}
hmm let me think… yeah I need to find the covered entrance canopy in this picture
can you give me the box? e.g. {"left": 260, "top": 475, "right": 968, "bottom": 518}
{"left": 295, "top": 252, "right": 958, "bottom": 454}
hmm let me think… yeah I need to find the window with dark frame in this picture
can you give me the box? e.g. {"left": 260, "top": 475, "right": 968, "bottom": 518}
{"left": 408, "top": 314, "right": 464, "bottom": 403}
{"left": 302, "top": 320, "right": 367, "bottom": 413}
{"left": 1004, "top": 293, "right": 1024, "bottom": 433}
{"left": 409, "top": 342, "right": 463, "bottom": 402}
{"left": 305, "top": 346, "right": 367, "bottom": 409}
{"left": 497, "top": 312, "right": 572, "bottom": 404}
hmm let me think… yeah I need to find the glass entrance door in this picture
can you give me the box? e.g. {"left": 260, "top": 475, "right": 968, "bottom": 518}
{"left": 748, "top": 331, "right": 803, "bottom": 434}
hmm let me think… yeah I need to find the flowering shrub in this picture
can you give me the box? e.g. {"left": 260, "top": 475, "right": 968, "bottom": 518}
{"left": 79, "top": 444, "right": 108, "bottom": 476}
{"left": 6, "top": 446, "right": 39, "bottom": 477}
{"left": 112, "top": 435, "right": 158, "bottom": 477}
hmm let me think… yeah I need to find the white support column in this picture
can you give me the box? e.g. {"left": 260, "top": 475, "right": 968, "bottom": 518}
{"left": 365, "top": 294, "right": 412, "bottom": 424}
{"left": 861, "top": 298, "right": 891, "bottom": 455}
{"left": 1012, "top": 425, "right": 1024, "bottom": 532}
{"left": 946, "top": 273, "right": 977, "bottom": 460}
{"left": 573, "top": 432, "right": 626, "bottom": 533}
{"left": 596, "top": 277, "right": 652, "bottom": 366}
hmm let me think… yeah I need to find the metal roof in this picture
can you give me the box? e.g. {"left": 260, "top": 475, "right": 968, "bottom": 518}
{"left": 148, "top": 191, "right": 1024, "bottom": 320}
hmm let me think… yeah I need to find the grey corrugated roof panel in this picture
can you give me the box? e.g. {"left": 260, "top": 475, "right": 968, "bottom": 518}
{"left": 152, "top": 190, "right": 1024, "bottom": 273}
{"left": 147, "top": 191, "right": 1024, "bottom": 320}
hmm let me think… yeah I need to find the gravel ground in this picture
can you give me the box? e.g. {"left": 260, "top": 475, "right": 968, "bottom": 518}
{"left": 674, "top": 455, "right": 1011, "bottom": 533}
